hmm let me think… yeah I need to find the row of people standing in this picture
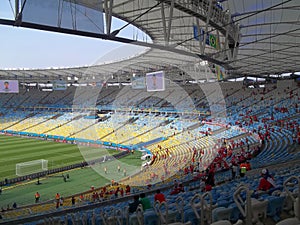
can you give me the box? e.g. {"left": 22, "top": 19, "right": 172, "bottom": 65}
{"left": 129, "top": 189, "right": 166, "bottom": 213}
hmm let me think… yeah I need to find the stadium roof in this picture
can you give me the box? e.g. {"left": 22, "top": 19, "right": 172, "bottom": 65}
{"left": 0, "top": 0, "right": 299, "bottom": 82}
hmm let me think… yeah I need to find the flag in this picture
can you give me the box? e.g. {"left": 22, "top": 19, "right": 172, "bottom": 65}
{"left": 215, "top": 65, "right": 224, "bottom": 81}
{"left": 193, "top": 25, "right": 218, "bottom": 49}
{"left": 209, "top": 34, "right": 217, "bottom": 49}
{"left": 193, "top": 25, "right": 204, "bottom": 41}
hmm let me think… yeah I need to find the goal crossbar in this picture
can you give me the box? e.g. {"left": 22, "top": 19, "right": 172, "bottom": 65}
{"left": 16, "top": 159, "right": 48, "bottom": 177}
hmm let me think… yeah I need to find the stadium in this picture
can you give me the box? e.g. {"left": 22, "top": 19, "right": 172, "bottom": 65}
{"left": 0, "top": 0, "right": 299, "bottom": 225}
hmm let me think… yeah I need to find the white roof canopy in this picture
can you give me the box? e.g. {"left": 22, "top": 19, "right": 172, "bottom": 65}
{"left": 0, "top": 0, "right": 299, "bottom": 81}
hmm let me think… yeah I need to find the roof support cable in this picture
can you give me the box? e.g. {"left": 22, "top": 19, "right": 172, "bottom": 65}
{"left": 206, "top": 0, "right": 294, "bottom": 64}
{"left": 110, "top": 1, "right": 162, "bottom": 36}
{"left": 8, "top": 0, "right": 15, "bottom": 17}
{"left": 175, "top": 0, "right": 292, "bottom": 48}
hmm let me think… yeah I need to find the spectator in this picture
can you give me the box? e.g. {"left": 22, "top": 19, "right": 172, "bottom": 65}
{"left": 140, "top": 193, "right": 151, "bottom": 210}
{"left": 55, "top": 193, "right": 60, "bottom": 208}
{"left": 170, "top": 183, "right": 184, "bottom": 195}
{"left": 125, "top": 185, "right": 131, "bottom": 195}
{"left": 128, "top": 195, "right": 141, "bottom": 213}
{"left": 205, "top": 183, "right": 212, "bottom": 192}
{"left": 257, "top": 168, "right": 276, "bottom": 191}
{"left": 240, "top": 163, "right": 247, "bottom": 177}
{"left": 59, "top": 197, "right": 64, "bottom": 206}
{"left": 205, "top": 167, "right": 215, "bottom": 187}
{"left": 92, "top": 191, "right": 98, "bottom": 202}
{"left": 154, "top": 189, "right": 166, "bottom": 203}
{"left": 35, "top": 192, "right": 40, "bottom": 203}
{"left": 79, "top": 194, "right": 84, "bottom": 202}
{"left": 114, "top": 187, "right": 120, "bottom": 197}
{"left": 12, "top": 202, "right": 17, "bottom": 209}
{"left": 120, "top": 188, "right": 124, "bottom": 197}
{"left": 71, "top": 196, "right": 76, "bottom": 205}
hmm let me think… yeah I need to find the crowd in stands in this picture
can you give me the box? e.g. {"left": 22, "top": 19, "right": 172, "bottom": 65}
{"left": 0, "top": 80, "right": 299, "bottom": 224}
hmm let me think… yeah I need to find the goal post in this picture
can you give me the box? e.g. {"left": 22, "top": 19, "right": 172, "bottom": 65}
{"left": 16, "top": 159, "right": 48, "bottom": 176}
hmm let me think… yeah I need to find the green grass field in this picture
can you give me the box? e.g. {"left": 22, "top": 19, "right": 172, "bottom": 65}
{"left": 0, "top": 134, "right": 142, "bottom": 208}
{"left": 0, "top": 135, "right": 121, "bottom": 180}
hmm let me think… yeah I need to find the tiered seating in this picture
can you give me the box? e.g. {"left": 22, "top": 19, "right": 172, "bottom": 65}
{"left": 39, "top": 87, "right": 76, "bottom": 107}
{"left": 0, "top": 94, "right": 15, "bottom": 107}
{"left": 250, "top": 127, "right": 300, "bottom": 169}
{"left": 113, "top": 114, "right": 164, "bottom": 145}
{"left": 0, "top": 80, "right": 299, "bottom": 225}
{"left": 126, "top": 127, "right": 219, "bottom": 186}
{"left": 0, "top": 109, "right": 31, "bottom": 130}
{"left": 97, "top": 86, "right": 124, "bottom": 109}
{"left": 97, "top": 113, "right": 133, "bottom": 141}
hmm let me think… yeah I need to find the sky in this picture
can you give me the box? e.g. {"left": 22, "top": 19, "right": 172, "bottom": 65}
{"left": 0, "top": 0, "right": 148, "bottom": 69}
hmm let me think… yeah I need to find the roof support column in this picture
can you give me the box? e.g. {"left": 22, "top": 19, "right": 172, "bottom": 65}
{"left": 15, "top": 0, "right": 20, "bottom": 20}
{"left": 195, "top": 19, "right": 204, "bottom": 54}
{"left": 202, "top": 0, "right": 214, "bottom": 54}
{"left": 104, "top": 0, "right": 113, "bottom": 34}
{"left": 160, "top": 0, "right": 175, "bottom": 45}
{"left": 160, "top": 2, "right": 167, "bottom": 42}
{"left": 224, "top": 10, "right": 231, "bottom": 61}
{"left": 232, "top": 23, "right": 241, "bottom": 62}
{"left": 223, "top": 10, "right": 240, "bottom": 62}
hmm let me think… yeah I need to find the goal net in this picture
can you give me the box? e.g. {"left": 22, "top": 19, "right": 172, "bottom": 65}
{"left": 16, "top": 159, "right": 48, "bottom": 176}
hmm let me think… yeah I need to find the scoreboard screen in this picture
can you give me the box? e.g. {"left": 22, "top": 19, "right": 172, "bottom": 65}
{"left": 146, "top": 71, "right": 165, "bottom": 92}
{"left": 0, "top": 80, "right": 19, "bottom": 93}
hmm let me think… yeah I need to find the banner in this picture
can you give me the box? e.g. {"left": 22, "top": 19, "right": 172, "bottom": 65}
{"left": 52, "top": 80, "right": 67, "bottom": 90}
{"left": 0, "top": 80, "right": 19, "bottom": 93}
{"left": 132, "top": 76, "right": 145, "bottom": 89}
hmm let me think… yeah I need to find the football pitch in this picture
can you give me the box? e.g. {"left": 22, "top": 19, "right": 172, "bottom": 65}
{"left": 0, "top": 134, "right": 142, "bottom": 208}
